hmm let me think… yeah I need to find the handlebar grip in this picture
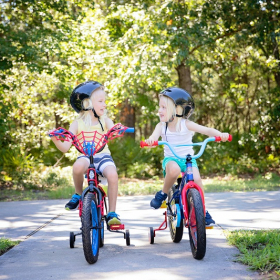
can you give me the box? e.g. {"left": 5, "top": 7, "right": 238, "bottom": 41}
{"left": 140, "top": 140, "right": 158, "bottom": 148}
{"left": 125, "top": 128, "right": 135, "bottom": 133}
{"left": 49, "top": 129, "right": 64, "bottom": 137}
{"left": 215, "top": 134, "right": 232, "bottom": 142}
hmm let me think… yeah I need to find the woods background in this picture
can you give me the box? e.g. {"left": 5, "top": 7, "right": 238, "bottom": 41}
{"left": 1, "top": 0, "right": 279, "bottom": 190}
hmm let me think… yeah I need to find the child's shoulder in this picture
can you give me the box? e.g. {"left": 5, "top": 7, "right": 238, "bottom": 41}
{"left": 155, "top": 122, "right": 164, "bottom": 130}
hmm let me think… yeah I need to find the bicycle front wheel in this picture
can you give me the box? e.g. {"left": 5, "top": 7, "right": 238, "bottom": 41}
{"left": 187, "top": 188, "right": 206, "bottom": 260}
{"left": 81, "top": 192, "right": 100, "bottom": 264}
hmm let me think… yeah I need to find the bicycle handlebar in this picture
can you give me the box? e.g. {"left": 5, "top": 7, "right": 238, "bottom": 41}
{"left": 49, "top": 124, "right": 134, "bottom": 156}
{"left": 140, "top": 135, "right": 232, "bottom": 160}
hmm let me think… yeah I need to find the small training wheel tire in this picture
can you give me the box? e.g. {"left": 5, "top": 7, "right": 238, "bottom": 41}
{"left": 125, "top": 230, "right": 130, "bottom": 246}
{"left": 149, "top": 227, "right": 154, "bottom": 244}
{"left": 70, "top": 232, "right": 75, "bottom": 248}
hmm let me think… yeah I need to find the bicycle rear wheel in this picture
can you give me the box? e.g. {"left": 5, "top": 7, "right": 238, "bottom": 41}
{"left": 187, "top": 188, "right": 206, "bottom": 260}
{"left": 82, "top": 192, "right": 100, "bottom": 264}
{"left": 168, "top": 185, "right": 184, "bottom": 243}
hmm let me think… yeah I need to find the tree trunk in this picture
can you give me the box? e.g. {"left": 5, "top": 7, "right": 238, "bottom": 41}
{"left": 175, "top": 63, "right": 192, "bottom": 93}
{"left": 119, "top": 99, "right": 135, "bottom": 139}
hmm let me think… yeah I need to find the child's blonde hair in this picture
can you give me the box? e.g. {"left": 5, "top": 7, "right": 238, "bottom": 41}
{"left": 78, "top": 89, "right": 106, "bottom": 126}
{"left": 159, "top": 95, "right": 183, "bottom": 132}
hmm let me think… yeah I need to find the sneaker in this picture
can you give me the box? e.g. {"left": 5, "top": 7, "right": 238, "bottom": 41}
{"left": 65, "top": 193, "right": 81, "bottom": 211}
{"left": 106, "top": 212, "right": 121, "bottom": 226}
{"left": 205, "top": 210, "right": 215, "bottom": 226}
{"left": 150, "top": 190, "right": 168, "bottom": 209}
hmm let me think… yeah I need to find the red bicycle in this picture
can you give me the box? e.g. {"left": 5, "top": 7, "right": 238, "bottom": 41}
{"left": 140, "top": 135, "right": 232, "bottom": 260}
{"left": 50, "top": 123, "right": 134, "bottom": 264}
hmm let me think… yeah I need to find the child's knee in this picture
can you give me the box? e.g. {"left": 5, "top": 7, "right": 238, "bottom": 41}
{"left": 105, "top": 167, "right": 118, "bottom": 182}
{"left": 73, "top": 161, "right": 86, "bottom": 175}
{"left": 166, "top": 164, "right": 180, "bottom": 178}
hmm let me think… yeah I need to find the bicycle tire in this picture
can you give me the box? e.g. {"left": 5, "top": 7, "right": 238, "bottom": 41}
{"left": 81, "top": 192, "right": 100, "bottom": 264}
{"left": 69, "top": 232, "right": 75, "bottom": 248}
{"left": 168, "top": 185, "right": 184, "bottom": 243}
{"left": 149, "top": 227, "right": 154, "bottom": 244}
{"left": 125, "top": 230, "right": 130, "bottom": 246}
{"left": 187, "top": 188, "right": 206, "bottom": 260}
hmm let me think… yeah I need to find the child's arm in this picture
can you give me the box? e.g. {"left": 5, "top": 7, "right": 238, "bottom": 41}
{"left": 49, "top": 120, "right": 78, "bottom": 153}
{"left": 186, "top": 120, "right": 229, "bottom": 142}
{"left": 145, "top": 122, "right": 162, "bottom": 145}
{"left": 104, "top": 117, "right": 115, "bottom": 130}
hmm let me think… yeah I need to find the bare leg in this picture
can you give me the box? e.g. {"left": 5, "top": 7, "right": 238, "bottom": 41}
{"left": 102, "top": 165, "right": 118, "bottom": 213}
{"left": 72, "top": 158, "right": 89, "bottom": 195}
{"left": 192, "top": 167, "right": 204, "bottom": 194}
{"left": 163, "top": 161, "right": 181, "bottom": 194}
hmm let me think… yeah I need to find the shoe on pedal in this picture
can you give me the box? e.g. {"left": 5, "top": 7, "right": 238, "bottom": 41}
{"left": 106, "top": 212, "right": 121, "bottom": 226}
{"left": 65, "top": 193, "right": 81, "bottom": 211}
{"left": 150, "top": 190, "right": 168, "bottom": 209}
{"left": 205, "top": 210, "right": 215, "bottom": 226}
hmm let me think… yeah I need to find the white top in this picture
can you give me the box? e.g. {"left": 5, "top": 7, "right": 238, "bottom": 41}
{"left": 161, "top": 119, "right": 194, "bottom": 157}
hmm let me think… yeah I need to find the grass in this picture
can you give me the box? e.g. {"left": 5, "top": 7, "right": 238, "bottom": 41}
{"left": 0, "top": 238, "right": 20, "bottom": 256}
{"left": 225, "top": 229, "right": 280, "bottom": 279}
{"left": 203, "top": 172, "right": 280, "bottom": 192}
{"left": 0, "top": 172, "right": 279, "bottom": 202}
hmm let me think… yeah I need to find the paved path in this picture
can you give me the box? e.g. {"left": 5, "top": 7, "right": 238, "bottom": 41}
{"left": 0, "top": 191, "right": 279, "bottom": 280}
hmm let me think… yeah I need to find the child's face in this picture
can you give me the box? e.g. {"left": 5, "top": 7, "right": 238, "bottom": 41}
{"left": 91, "top": 89, "right": 106, "bottom": 116}
{"left": 158, "top": 97, "right": 168, "bottom": 122}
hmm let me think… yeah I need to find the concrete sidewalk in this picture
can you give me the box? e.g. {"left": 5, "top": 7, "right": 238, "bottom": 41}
{"left": 0, "top": 191, "right": 279, "bottom": 279}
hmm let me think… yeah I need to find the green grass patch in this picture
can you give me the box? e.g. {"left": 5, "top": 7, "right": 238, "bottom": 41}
{"left": 203, "top": 172, "right": 280, "bottom": 192}
{"left": 0, "top": 170, "right": 279, "bottom": 202}
{"left": 0, "top": 238, "right": 20, "bottom": 256}
{"left": 225, "top": 229, "right": 280, "bottom": 278}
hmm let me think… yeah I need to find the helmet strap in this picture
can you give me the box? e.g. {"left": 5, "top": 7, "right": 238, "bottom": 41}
{"left": 92, "top": 109, "right": 104, "bottom": 131}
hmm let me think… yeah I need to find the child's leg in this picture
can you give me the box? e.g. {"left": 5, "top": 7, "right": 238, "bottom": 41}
{"left": 151, "top": 160, "right": 180, "bottom": 209}
{"left": 72, "top": 158, "right": 89, "bottom": 195}
{"left": 163, "top": 161, "right": 181, "bottom": 194}
{"left": 102, "top": 165, "right": 118, "bottom": 213}
{"left": 65, "top": 158, "right": 89, "bottom": 211}
{"left": 192, "top": 167, "right": 204, "bottom": 194}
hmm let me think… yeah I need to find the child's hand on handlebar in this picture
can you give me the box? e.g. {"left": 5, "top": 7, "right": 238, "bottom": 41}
{"left": 218, "top": 133, "right": 230, "bottom": 142}
{"left": 48, "top": 128, "right": 57, "bottom": 136}
{"left": 145, "top": 138, "right": 156, "bottom": 146}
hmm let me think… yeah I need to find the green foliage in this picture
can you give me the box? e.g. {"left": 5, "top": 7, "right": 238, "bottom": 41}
{"left": 0, "top": 0, "right": 279, "bottom": 188}
{"left": 225, "top": 229, "right": 280, "bottom": 274}
{"left": 109, "top": 136, "right": 163, "bottom": 178}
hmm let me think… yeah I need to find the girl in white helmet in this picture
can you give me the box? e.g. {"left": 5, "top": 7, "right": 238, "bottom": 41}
{"left": 145, "top": 87, "right": 229, "bottom": 226}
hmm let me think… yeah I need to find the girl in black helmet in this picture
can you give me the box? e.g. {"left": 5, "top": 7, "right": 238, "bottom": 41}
{"left": 145, "top": 87, "right": 229, "bottom": 226}
{"left": 49, "top": 81, "right": 121, "bottom": 226}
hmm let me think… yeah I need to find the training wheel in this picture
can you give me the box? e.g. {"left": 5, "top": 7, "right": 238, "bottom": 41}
{"left": 125, "top": 230, "right": 130, "bottom": 246}
{"left": 149, "top": 227, "right": 154, "bottom": 244}
{"left": 70, "top": 232, "right": 75, "bottom": 248}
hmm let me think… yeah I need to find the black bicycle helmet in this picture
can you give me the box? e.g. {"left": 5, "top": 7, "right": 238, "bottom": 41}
{"left": 160, "top": 87, "right": 195, "bottom": 119}
{"left": 70, "top": 81, "right": 103, "bottom": 113}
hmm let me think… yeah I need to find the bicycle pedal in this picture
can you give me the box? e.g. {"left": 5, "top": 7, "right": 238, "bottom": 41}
{"left": 206, "top": 226, "right": 214, "bottom": 229}
{"left": 110, "top": 224, "right": 125, "bottom": 230}
{"left": 160, "top": 201, "right": 167, "bottom": 208}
